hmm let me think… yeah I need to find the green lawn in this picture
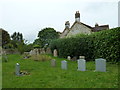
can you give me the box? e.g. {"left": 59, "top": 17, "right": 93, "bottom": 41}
{"left": 2, "top": 54, "right": 118, "bottom": 88}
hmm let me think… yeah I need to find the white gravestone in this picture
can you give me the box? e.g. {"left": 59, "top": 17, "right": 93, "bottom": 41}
{"left": 53, "top": 49, "right": 58, "bottom": 57}
{"left": 67, "top": 56, "right": 71, "bottom": 60}
{"left": 79, "top": 56, "right": 85, "bottom": 59}
{"left": 95, "top": 58, "right": 106, "bottom": 72}
{"left": 61, "top": 60, "right": 67, "bottom": 70}
{"left": 77, "top": 59, "right": 86, "bottom": 71}
{"left": 51, "top": 59, "right": 56, "bottom": 67}
{"left": 16, "top": 63, "right": 20, "bottom": 76}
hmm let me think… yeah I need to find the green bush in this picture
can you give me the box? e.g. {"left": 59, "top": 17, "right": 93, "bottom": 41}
{"left": 50, "top": 27, "right": 120, "bottom": 62}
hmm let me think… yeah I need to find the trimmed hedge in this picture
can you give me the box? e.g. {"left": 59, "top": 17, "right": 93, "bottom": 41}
{"left": 50, "top": 27, "right": 120, "bottom": 62}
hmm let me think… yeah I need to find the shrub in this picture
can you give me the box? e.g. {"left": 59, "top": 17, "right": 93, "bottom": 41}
{"left": 50, "top": 27, "right": 120, "bottom": 63}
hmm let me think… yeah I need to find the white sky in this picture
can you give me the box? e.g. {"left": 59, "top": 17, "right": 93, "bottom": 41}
{"left": 0, "top": 0, "right": 119, "bottom": 43}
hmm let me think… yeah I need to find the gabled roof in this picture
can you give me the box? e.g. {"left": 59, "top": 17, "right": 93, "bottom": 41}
{"left": 70, "top": 21, "right": 93, "bottom": 30}
{"left": 93, "top": 25, "right": 109, "bottom": 32}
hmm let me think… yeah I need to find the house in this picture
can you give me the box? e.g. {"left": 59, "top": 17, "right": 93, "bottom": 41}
{"left": 60, "top": 11, "right": 109, "bottom": 38}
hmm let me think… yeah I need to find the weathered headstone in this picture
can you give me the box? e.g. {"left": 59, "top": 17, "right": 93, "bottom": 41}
{"left": 36, "top": 49, "right": 39, "bottom": 55}
{"left": 61, "top": 60, "right": 67, "bottom": 70}
{"left": 41, "top": 48, "right": 45, "bottom": 54}
{"left": 71, "top": 56, "right": 77, "bottom": 61}
{"left": 16, "top": 63, "right": 20, "bottom": 76}
{"left": 53, "top": 49, "right": 58, "bottom": 57}
{"left": 77, "top": 59, "right": 86, "bottom": 71}
{"left": 51, "top": 59, "right": 56, "bottom": 67}
{"left": 67, "top": 56, "right": 71, "bottom": 60}
{"left": 4, "top": 55, "right": 8, "bottom": 62}
{"left": 79, "top": 56, "right": 85, "bottom": 59}
{"left": 46, "top": 48, "right": 52, "bottom": 54}
{"left": 95, "top": 58, "right": 106, "bottom": 72}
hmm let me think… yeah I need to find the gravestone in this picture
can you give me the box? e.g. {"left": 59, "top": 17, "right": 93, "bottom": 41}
{"left": 46, "top": 48, "right": 52, "bottom": 54}
{"left": 29, "top": 50, "right": 32, "bottom": 55}
{"left": 79, "top": 56, "right": 85, "bottom": 59}
{"left": 53, "top": 49, "right": 58, "bottom": 57}
{"left": 41, "top": 48, "right": 45, "bottom": 54}
{"left": 16, "top": 63, "right": 20, "bottom": 76}
{"left": 71, "top": 56, "right": 77, "bottom": 61}
{"left": 95, "top": 58, "right": 106, "bottom": 72}
{"left": 77, "top": 59, "right": 86, "bottom": 71}
{"left": 51, "top": 59, "right": 56, "bottom": 67}
{"left": 3, "top": 55, "right": 8, "bottom": 62}
{"left": 67, "top": 56, "right": 71, "bottom": 60}
{"left": 36, "top": 49, "right": 39, "bottom": 55}
{"left": 61, "top": 60, "right": 67, "bottom": 70}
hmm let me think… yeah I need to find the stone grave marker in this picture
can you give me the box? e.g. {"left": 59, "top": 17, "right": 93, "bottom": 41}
{"left": 46, "top": 48, "right": 52, "bottom": 54}
{"left": 16, "top": 63, "right": 20, "bottom": 76}
{"left": 71, "top": 56, "right": 77, "bottom": 61}
{"left": 67, "top": 56, "right": 71, "bottom": 60}
{"left": 4, "top": 55, "right": 8, "bottom": 62}
{"left": 77, "top": 58, "right": 86, "bottom": 71}
{"left": 53, "top": 49, "right": 58, "bottom": 57}
{"left": 95, "top": 58, "right": 106, "bottom": 72}
{"left": 51, "top": 59, "right": 56, "bottom": 67}
{"left": 79, "top": 56, "right": 85, "bottom": 59}
{"left": 61, "top": 60, "right": 67, "bottom": 70}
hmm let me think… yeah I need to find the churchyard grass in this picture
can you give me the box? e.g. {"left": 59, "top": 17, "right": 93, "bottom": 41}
{"left": 2, "top": 54, "right": 118, "bottom": 88}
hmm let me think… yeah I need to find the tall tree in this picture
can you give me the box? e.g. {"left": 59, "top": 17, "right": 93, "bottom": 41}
{"left": 34, "top": 27, "right": 59, "bottom": 48}
{"left": 11, "top": 32, "right": 24, "bottom": 48}
{"left": 0, "top": 28, "right": 10, "bottom": 48}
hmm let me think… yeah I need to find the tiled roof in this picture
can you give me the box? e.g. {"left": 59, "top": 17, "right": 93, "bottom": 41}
{"left": 93, "top": 25, "right": 109, "bottom": 32}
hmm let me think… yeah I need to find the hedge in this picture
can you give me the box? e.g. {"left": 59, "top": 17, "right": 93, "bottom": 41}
{"left": 50, "top": 27, "right": 120, "bottom": 62}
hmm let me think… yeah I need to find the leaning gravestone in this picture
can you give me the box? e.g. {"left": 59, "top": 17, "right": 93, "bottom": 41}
{"left": 16, "top": 63, "right": 20, "bottom": 76}
{"left": 95, "top": 58, "right": 106, "bottom": 72}
{"left": 61, "top": 60, "right": 67, "bottom": 70}
{"left": 51, "top": 59, "right": 56, "bottom": 67}
{"left": 53, "top": 49, "right": 58, "bottom": 57}
{"left": 77, "top": 58, "right": 86, "bottom": 71}
{"left": 67, "top": 56, "right": 71, "bottom": 60}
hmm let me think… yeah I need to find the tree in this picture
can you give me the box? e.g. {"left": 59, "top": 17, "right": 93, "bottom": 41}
{"left": 0, "top": 28, "right": 11, "bottom": 48}
{"left": 11, "top": 32, "right": 23, "bottom": 42}
{"left": 34, "top": 27, "right": 59, "bottom": 48}
{"left": 11, "top": 32, "right": 24, "bottom": 48}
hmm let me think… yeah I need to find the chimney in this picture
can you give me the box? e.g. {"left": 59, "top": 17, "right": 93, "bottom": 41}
{"left": 75, "top": 11, "right": 80, "bottom": 22}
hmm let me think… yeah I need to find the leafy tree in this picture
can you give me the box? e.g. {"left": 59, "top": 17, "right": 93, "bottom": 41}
{"left": 34, "top": 27, "right": 59, "bottom": 48}
{"left": 11, "top": 32, "right": 23, "bottom": 42}
{"left": 11, "top": 32, "right": 24, "bottom": 48}
{"left": 0, "top": 28, "right": 11, "bottom": 48}
{"left": 24, "top": 43, "right": 34, "bottom": 52}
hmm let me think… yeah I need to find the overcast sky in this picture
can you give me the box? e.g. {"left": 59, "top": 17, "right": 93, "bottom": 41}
{"left": 0, "top": 0, "right": 119, "bottom": 43}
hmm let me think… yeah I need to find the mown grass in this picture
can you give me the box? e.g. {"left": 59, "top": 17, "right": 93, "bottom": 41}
{"left": 2, "top": 54, "right": 118, "bottom": 88}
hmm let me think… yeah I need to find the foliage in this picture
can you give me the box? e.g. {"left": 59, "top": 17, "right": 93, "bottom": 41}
{"left": 10, "top": 32, "right": 29, "bottom": 54}
{"left": 11, "top": 32, "right": 24, "bottom": 48}
{"left": 33, "top": 44, "right": 40, "bottom": 48}
{"left": 0, "top": 28, "right": 11, "bottom": 48}
{"left": 50, "top": 27, "right": 120, "bottom": 62}
{"left": 33, "top": 27, "right": 59, "bottom": 48}
{"left": 11, "top": 32, "right": 23, "bottom": 42}
{"left": 24, "top": 43, "right": 33, "bottom": 52}
{"left": 17, "top": 41, "right": 26, "bottom": 54}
